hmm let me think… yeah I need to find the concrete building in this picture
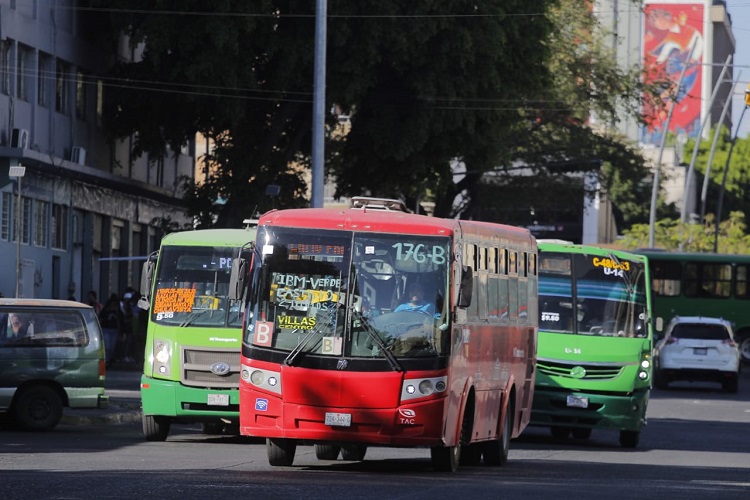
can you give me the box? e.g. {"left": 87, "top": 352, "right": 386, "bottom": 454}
{"left": 0, "top": 1, "right": 192, "bottom": 300}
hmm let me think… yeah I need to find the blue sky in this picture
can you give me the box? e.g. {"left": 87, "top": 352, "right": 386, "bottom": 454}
{"left": 728, "top": 1, "right": 750, "bottom": 138}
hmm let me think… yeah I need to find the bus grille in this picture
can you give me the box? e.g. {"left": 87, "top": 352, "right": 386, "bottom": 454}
{"left": 536, "top": 359, "right": 623, "bottom": 380}
{"left": 181, "top": 347, "right": 241, "bottom": 388}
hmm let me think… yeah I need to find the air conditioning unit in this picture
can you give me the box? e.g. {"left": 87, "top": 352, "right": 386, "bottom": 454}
{"left": 71, "top": 147, "right": 86, "bottom": 165}
{"left": 11, "top": 128, "right": 29, "bottom": 149}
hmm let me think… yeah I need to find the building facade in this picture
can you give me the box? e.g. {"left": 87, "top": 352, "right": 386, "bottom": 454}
{"left": 0, "top": 1, "right": 192, "bottom": 301}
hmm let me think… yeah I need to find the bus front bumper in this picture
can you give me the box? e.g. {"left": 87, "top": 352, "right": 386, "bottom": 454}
{"left": 141, "top": 375, "right": 239, "bottom": 420}
{"left": 530, "top": 387, "right": 649, "bottom": 432}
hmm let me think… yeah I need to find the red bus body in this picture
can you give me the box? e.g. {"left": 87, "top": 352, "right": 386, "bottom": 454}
{"left": 237, "top": 203, "right": 538, "bottom": 471}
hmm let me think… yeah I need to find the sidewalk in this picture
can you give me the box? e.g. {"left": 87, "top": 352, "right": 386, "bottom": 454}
{"left": 61, "top": 362, "right": 143, "bottom": 426}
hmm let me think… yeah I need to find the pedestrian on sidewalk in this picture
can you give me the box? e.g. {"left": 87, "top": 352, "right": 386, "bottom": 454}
{"left": 100, "top": 293, "right": 122, "bottom": 368}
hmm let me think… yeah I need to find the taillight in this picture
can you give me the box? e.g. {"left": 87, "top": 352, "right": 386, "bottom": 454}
{"left": 722, "top": 338, "right": 736, "bottom": 347}
{"left": 666, "top": 337, "right": 678, "bottom": 345}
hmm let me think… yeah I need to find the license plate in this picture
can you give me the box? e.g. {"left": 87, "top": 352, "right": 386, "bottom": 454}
{"left": 208, "top": 393, "right": 230, "bottom": 406}
{"left": 324, "top": 412, "right": 352, "bottom": 427}
{"left": 693, "top": 347, "right": 707, "bottom": 355}
{"left": 566, "top": 395, "right": 589, "bottom": 408}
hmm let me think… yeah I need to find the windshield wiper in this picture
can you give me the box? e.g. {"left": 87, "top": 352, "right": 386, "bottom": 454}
{"left": 350, "top": 308, "right": 403, "bottom": 372}
{"left": 179, "top": 309, "right": 209, "bottom": 327}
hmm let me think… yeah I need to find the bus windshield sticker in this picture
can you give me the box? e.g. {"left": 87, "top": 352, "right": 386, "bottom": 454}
{"left": 254, "top": 321, "right": 274, "bottom": 346}
{"left": 392, "top": 242, "right": 448, "bottom": 266}
{"left": 153, "top": 288, "right": 197, "bottom": 314}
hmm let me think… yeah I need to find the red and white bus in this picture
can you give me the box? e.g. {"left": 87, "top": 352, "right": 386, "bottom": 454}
{"left": 233, "top": 197, "right": 538, "bottom": 472}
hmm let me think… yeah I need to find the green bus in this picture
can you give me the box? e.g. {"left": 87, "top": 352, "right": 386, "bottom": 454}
{"left": 139, "top": 226, "right": 256, "bottom": 441}
{"left": 530, "top": 242, "right": 653, "bottom": 448}
{"left": 635, "top": 250, "right": 750, "bottom": 364}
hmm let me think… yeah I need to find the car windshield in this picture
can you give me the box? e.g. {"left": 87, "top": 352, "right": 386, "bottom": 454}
{"left": 245, "top": 227, "right": 451, "bottom": 360}
{"left": 671, "top": 323, "right": 729, "bottom": 341}
{"left": 150, "top": 245, "right": 245, "bottom": 328}
{"left": 539, "top": 251, "right": 648, "bottom": 337}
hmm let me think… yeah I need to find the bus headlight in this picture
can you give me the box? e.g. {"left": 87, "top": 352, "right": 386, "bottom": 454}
{"left": 640, "top": 359, "right": 651, "bottom": 369}
{"left": 638, "top": 370, "right": 649, "bottom": 380}
{"left": 401, "top": 376, "right": 448, "bottom": 402}
{"left": 244, "top": 365, "right": 282, "bottom": 395}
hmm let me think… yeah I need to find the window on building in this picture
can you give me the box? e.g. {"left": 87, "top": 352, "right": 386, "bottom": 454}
{"left": 75, "top": 70, "right": 86, "bottom": 120}
{"left": 38, "top": 52, "right": 52, "bottom": 107}
{"left": 33, "top": 200, "right": 49, "bottom": 247}
{"left": 96, "top": 79, "right": 103, "bottom": 126}
{"left": 56, "top": 59, "right": 70, "bottom": 114}
{"left": 1, "top": 192, "right": 10, "bottom": 241}
{"left": 0, "top": 40, "right": 10, "bottom": 95}
{"left": 12, "top": 197, "right": 30, "bottom": 245}
{"left": 51, "top": 204, "right": 68, "bottom": 250}
{"left": 17, "top": 44, "right": 31, "bottom": 101}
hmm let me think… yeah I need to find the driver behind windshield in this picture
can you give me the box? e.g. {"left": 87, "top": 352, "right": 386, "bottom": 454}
{"left": 394, "top": 283, "right": 434, "bottom": 315}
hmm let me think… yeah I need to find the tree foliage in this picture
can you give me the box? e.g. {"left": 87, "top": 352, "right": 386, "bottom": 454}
{"left": 90, "top": 1, "right": 663, "bottom": 230}
{"left": 620, "top": 211, "right": 750, "bottom": 253}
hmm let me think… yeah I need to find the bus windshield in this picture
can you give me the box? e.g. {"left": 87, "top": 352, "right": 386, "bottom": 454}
{"left": 151, "top": 245, "right": 242, "bottom": 328}
{"left": 539, "top": 252, "right": 647, "bottom": 338}
{"left": 246, "top": 227, "right": 451, "bottom": 359}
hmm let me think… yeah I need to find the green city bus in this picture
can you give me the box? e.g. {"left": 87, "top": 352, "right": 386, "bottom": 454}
{"left": 635, "top": 250, "right": 750, "bottom": 364}
{"left": 529, "top": 242, "right": 653, "bottom": 448}
{"left": 139, "top": 225, "right": 256, "bottom": 441}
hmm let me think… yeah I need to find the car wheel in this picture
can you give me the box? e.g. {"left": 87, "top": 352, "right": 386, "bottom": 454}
{"left": 142, "top": 414, "right": 171, "bottom": 441}
{"left": 722, "top": 374, "right": 739, "bottom": 394}
{"left": 12, "top": 385, "right": 64, "bottom": 431}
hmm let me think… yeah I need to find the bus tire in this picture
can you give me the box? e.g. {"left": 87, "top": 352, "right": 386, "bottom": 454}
{"left": 341, "top": 444, "right": 367, "bottom": 461}
{"left": 550, "top": 426, "right": 570, "bottom": 440}
{"left": 267, "top": 438, "right": 296, "bottom": 466}
{"left": 483, "top": 400, "right": 513, "bottom": 466}
{"left": 12, "top": 385, "right": 63, "bottom": 432}
{"left": 619, "top": 430, "right": 639, "bottom": 448}
{"left": 571, "top": 428, "right": 592, "bottom": 439}
{"left": 459, "top": 443, "right": 482, "bottom": 466}
{"left": 142, "top": 414, "right": 170, "bottom": 441}
{"left": 314, "top": 443, "right": 341, "bottom": 460}
{"left": 431, "top": 444, "right": 460, "bottom": 472}
{"left": 201, "top": 421, "right": 225, "bottom": 435}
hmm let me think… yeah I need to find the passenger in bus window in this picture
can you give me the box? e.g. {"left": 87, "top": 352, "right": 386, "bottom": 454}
{"left": 394, "top": 283, "right": 434, "bottom": 315}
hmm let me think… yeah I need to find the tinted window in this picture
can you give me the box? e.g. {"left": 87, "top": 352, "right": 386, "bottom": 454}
{"left": 671, "top": 323, "right": 729, "bottom": 341}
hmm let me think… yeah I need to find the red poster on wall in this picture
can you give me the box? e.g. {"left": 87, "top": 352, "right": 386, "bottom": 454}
{"left": 642, "top": 2, "right": 704, "bottom": 145}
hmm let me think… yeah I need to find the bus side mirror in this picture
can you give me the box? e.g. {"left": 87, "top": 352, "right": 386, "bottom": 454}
{"left": 229, "top": 257, "right": 249, "bottom": 301}
{"left": 457, "top": 265, "right": 473, "bottom": 308}
{"left": 139, "top": 259, "right": 155, "bottom": 309}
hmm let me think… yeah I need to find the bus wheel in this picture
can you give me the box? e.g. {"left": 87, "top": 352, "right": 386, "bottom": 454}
{"left": 619, "top": 430, "right": 639, "bottom": 448}
{"left": 550, "top": 426, "right": 570, "bottom": 440}
{"left": 431, "top": 444, "right": 460, "bottom": 472}
{"left": 314, "top": 443, "right": 341, "bottom": 460}
{"left": 12, "top": 385, "right": 63, "bottom": 431}
{"left": 459, "top": 443, "right": 482, "bottom": 466}
{"left": 201, "top": 421, "right": 225, "bottom": 435}
{"left": 142, "top": 414, "right": 170, "bottom": 441}
{"left": 571, "top": 428, "right": 592, "bottom": 439}
{"left": 267, "top": 438, "right": 296, "bottom": 466}
{"left": 341, "top": 444, "right": 367, "bottom": 461}
{"left": 483, "top": 402, "right": 513, "bottom": 466}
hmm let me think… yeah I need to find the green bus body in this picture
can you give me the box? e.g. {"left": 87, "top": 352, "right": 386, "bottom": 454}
{"left": 530, "top": 242, "right": 653, "bottom": 448}
{"left": 141, "top": 227, "right": 256, "bottom": 441}
{"left": 636, "top": 250, "right": 750, "bottom": 364}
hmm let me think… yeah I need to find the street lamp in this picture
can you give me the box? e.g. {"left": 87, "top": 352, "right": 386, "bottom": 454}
{"left": 9, "top": 164, "right": 26, "bottom": 298}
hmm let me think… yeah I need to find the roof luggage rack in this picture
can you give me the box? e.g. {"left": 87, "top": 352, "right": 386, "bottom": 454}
{"left": 350, "top": 196, "right": 411, "bottom": 213}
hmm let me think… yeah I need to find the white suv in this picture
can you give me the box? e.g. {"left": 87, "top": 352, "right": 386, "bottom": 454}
{"left": 654, "top": 316, "right": 740, "bottom": 393}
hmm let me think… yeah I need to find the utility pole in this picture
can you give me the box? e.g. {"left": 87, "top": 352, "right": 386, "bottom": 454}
{"left": 9, "top": 164, "right": 26, "bottom": 297}
{"left": 310, "top": 0, "right": 327, "bottom": 208}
